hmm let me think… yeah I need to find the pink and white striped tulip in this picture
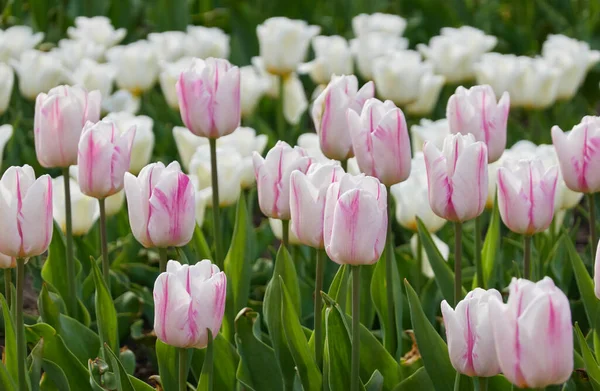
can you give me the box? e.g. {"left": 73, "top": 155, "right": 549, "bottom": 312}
{"left": 77, "top": 119, "right": 136, "bottom": 199}
{"left": 423, "top": 133, "right": 488, "bottom": 222}
{"left": 497, "top": 159, "right": 558, "bottom": 235}
{"left": 312, "top": 75, "right": 374, "bottom": 161}
{"left": 176, "top": 57, "right": 241, "bottom": 139}
{"left": 124, "top": 162, "right": 195, "bottom": 248}
{"left": 552, "top": 116, "right": 600, "bottom": 193}
{"left": 34, "top": 85, "right": 101, "bottom": 168}
{"left": 447, "top": 85, "right": 510, "bottom": 163}
{"left": 0, "top": 165, "right": 52, "bottom": 258}
{"left": 154, "top": 260, "right": 226, "bottom": 349}
{"left": 323, "top": 173, "right": 387, "bottom": 265}
{"left": 289, "top": 162, "right": 345, "bottom": 248}
{"left": 489, "top": 277, "right": 573, "bottom": 388}
{"left": 441, "top": 288, "right": 502, "bottom": 377}
{"left": 348, "top": 98, "right": 411, "bottom": 186}
{"left": 253, "top": 141, "right": 312, "bottom": 220}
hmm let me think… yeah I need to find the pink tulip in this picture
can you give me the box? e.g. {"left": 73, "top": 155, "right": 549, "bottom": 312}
{"left": 323, "top": 173, "right": 387, "bottom": 265}
{"left": 348, "top": 98, "right": 411, "bottom": 186}
{"left": 312, "top": 75, "right": 374, "bottom": 161}
{"left": 552, "top": 116, "right": 600, "bottom": 193}
{"left": 77, "top": 119, "right": 136, "bottom": 199}
{"left": 423, "top": 133, "right": 488, "bottom": 222}
{"left": 176, "top": 58, "right": 241, "bottom": 139}
{"left": 497, "top": 159, "right": 558, "bottom": 235}
{"left": 124, "top": 162, "right": 195, "bottom": 248}
{"left": 0, "top": 165, "right": 52, "bottom": 258}
{"left": 253, "top": 141, "right": 312, "bottom": 220}
{"left": 489, "top": 277, "right": 573, "bottom": 388}
{"left": 34, "top": 85, "right": 101, "bottom": 168}
{"left": 447, "top": 85, "right": 510, "bottom": 163}
{"left": 289, "top": 162, "right": 345, "bottom": 248}
{"left": 154, "top": 259, "right": 226, "bottom": 348}
{"left": 441, "top": 288, "right": 502, "bottom": 377}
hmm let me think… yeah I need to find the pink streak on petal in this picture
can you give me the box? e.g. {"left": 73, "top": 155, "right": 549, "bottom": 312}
{"left": 158, "top": 274, "right": 169, "bottom": 341}
{"left": 464, "top": 303, "right": 476, "bottom": 374}
{"left": 16, "top": 171, "right": 24, "bottom": 256}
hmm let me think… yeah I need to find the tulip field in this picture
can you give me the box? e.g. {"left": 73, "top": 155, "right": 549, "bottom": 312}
{"left": 1, "top": 0, "right": 600, "bottom": 391}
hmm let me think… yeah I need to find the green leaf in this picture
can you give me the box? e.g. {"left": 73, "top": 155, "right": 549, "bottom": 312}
{"left": 481, "top": 198, "right": 500, "bottom": 287}
{"left": 119, "top": 348, "right": 136, "bottom": 375}
{"left": 393, "top": 367, "right": 434, "bottom": 391}
{"left": 156, "top": 339, "right": 178, "bottom": 391}
{"left": 105, "top": 344, "right": 136, "bottom": 391}
{"left": 324, "top": 305, "right": 352, "bottom": 391}
{"left": 575, "top": 323, "right": 600, "bottom": 390}
{"left": 57, "top": 314, "right": 101, "bottom": 365}
{"left": 29, "top": 339, "right": 44, "bottom": 391}
{"left": 192, "top": 226, "right": 213, "bottom": 261}
{"left": 38, "top": 284, "right": 65, "bottom": 330}
{"left": 365, "top": 370, "right": 384, "bottom": 391}
{"left": 0, "top": 360, "right": 16, "bottom": 391}
{"left": 129, "top": 376, "right": 155, "bottom": 391}
{"left": 329, "top": 264, "right": 349, "bottom": 308}
{"left": 404, "top": 280, "right": 455, "bottom": 391}
{"left": 197, "top": 329, "right": 214, "bottom": 391}
{"left": 0, "top": 293, "right": 17, "bottom": 384}
{"left": 41, "top": 359, "right": 71, "bottom": 391}
{"left": 566, "top": 236, "right": 598, "bottom": 327}
{"left": 90, "top": 257, "right": 119, "bottom": 354}
{"left": 191, "top": 333, "right": 239, "bottom": 391}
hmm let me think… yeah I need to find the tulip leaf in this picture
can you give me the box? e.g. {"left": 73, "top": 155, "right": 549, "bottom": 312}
{"left": 29, "top": 339, "right": 44, "bottom": 391}
{"left": 192, "top": 226, "right": 213, "bottom": 262}
{"left": 57, "top": 314, "right": 101, "bottom": 365}
{"left": 38, "top": 284, "right": 65, "bottom": 330}
{"left": 90, "top": 257, "right": 119, "bottom": 355}
{"left": 324, "top": 305, "right": 361, "bottom": 391}
{"left": 565, "top": 236, "right": 598, "bottom": 327}
{"left": 129, "top": 376, "right": 156, "bottom": 391}
{"left": 392, "top": 367, "right": 434, "bottom": 391}
{"left": 405, "top": 280, "right": 455, "bottom": 391}
{"left": 0, "top": 358, "right": 16, "bottom": 391}
{"left": 196, "top": 329, "right": 214, "bottom": 391}
{"left": 486, "top": 375, "right": 514, "bottom": 391}
{"left": 575, "top": 323, "right": 600, "bottom": 390}
{"left": 191, "top": 333, "right": 239, "bottom": 391}
{"left": 347, "top": 263, "right": 376, "bottom": 327}
{"left": 41, "top": 358, "right": 71, "bottom": 391}
{"left": 480, "top": 198, "right": 500, "bottom": 287}
{"left": 0, "top": 293, "right": 18, "bottom": 384}
{"left": 105, "top": 343, "right": 136, "bottom": 391}
{"left": 156, "top": 339, "right": 179, "bottom": 391}
{"left": 365, "top": 370, "right": 384, "bottom": 391}
{"left": 329, "top": 264, "right": 349, "bottom": 309}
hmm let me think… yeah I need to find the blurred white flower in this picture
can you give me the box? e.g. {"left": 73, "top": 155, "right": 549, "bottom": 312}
{"left": 410, "top": 233, "right": 450, "bottom": 278}
{"left": 148, "top": 31, "right": 187, "bottom": 62}
{"left": 50, "top": 38, "right": 104, "bottom": 70}
{"left": 190, "top": 145, "right": 243, "bottom": 207}
{"left": 410, "top": 118, "right": 449, "bottom": 153}
{"left": 195, "top": 191, "right": 208, "bottom": 227}
{"left": 106, "top": 40, "right": 159, "bottom": 94}
{"left": 283, "top": 73, "right": 308, "bottom": 125}
{"left": 474, "top": 53, "right": 521, "bottom": 99}
{"left": 104, "top": 112, "right": 154, "bottom": 174}
{"left": 240, "top": 65, "right": 270, "bottom": 118}
{"left": 351, "top": 32, "right": 408, "bottom": 80}
{"left": 173, "top": 126, "right": 207, "bottom": 172}
{"left": 405, "top": 72, "right": 445, "bottom": 115}
{"left": 52, "top": 176, "right": 99, "bottom": 236}
{"left": 251, "top": 56, "right": 279, "bottom": 98}
{"left": 298, "top": 35, "right": 353, "bottom": 85}
{"left": 0, "top": 26, "right": 44, "bottom": 62}
{"left": 296, "top": 132, "right": 330, "bottom": 163}
{"left": 373, "top": 50, "right": 431, "bottom": 106}
{"left": 184, "top": 26, "right": 230, "bottom": 60}
{"left": 0, "top": 63, "right": 13, "bottom": 115}
{"left": 68, "top": 166, "right": 125, "bottom": 216}
{"left": 159, "top": 57, "right": 194, "bottom": 109}
{"left": 352, "top": 13, "right": 407, "bottom": 37}
{"left": 509, "top": 56, "right": 561, "bottom": 109}
{"left": 102, "top": 89, "right": 141, "bottom": 114}
{"left": 67, "top": 16, "right": 126, "bottom": 49}
{"left": 346, "top": 157, "right": 361, "bottom": 175}
{"left": 0, "top": 124, "right": 13, "bottom": 170}
{"left": 269, "top": 218, "right": 301, "bottom": 245}
{"left": 73, "top": 58, "right": 116, "bottom": 100}
{"left": 11, "top": 50, "right": 69, "bottom": 100}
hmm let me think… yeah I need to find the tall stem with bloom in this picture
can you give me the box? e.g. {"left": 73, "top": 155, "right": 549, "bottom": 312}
{"left": 474, "top": 215, "right": 484, "bottom": 288}
{"left": 159, "top": 248, "right": 168, "bottom": 273}
{"left": 524, "top": 235, "right": 532, "bottom": 280}
{"left": 454, "top": 222, "right": 463, "bottom": 306}
{"left": 473, "top": 376, "right": 488, "bottom": 391}
{"left": 351, "top": 265, "right": 360, "bottom": 391}
{"left": 384, "top": 188, "right": 396, "bottom": 354}
{"left": 277, "top": 76, "right": 285, "bottom": 143}
{"left": 209, "top": 138, "right": 223, "bottom": 269}
{"left": 178, "top": 348, "right": 188, "bottom": 391}
{"left": 16, "top": 258, "right": 26, "bottom": 391}
{"left": 99, "top": 198, "right": 110, "bottom": 289}
{"left": 589, "top": 193, "right": 597, "bottom": 260}
{"left": 314, "top": 249, "right": 325, "bottom": 368}
{"left": 62, "top": 167, "right": 77, "bottom": 317}
{"left": 281, "top": 219, "right": 289, "bottom": 249}
{"left": 415, "top": 235, "right": 422, "bottom": 293}
{"left": 4, "top": 269, "right": 10, "bottom": 306}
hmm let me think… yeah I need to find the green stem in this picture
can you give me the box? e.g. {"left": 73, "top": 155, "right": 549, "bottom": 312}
{"left": 340, "top": 159, "right": 348, "bottom": 172}
{"left": 589, "top": 193, "right": 597, "bottom": 260}
{"left": 209, "top": 138, "right": 223, "bottom": 269}
{"left": 99, "top": 198, "right": 110, "bottom": 290}
{"left": 62, "top": 167, "right": 77, "bottom": 317}
{"left": 4, "top": 268, "right": 10, "bottom": 306}
{"left": 314, "top": 249, "right": 325, "bottom": 369}
{"left": 281, "top": 219, "right": 289, "bottom": 250}
{"left": 159, "top": 248, "right": 168, "bottom": 273}
{"left": 475, "top": 214, "right": 484, "bottom": 288}
{"left": 277, "top": 76, "right": 285, "bottom": 143}
{"left": 16, "top": 258, "right": 26, "bottom": 391}
{"left": 454, "top": 222, "right": 463, "bottom": 306}
{"left": 524, "top": 235, "right": 532, "bottom": 280}
{"left": 415, "top": 234, "right": 422, "bottom": 293}
{"left": 384, "top": 187, "right": 396, "bottom": 354}
{"left": 474, "top": 376, "right": 488, "bottom": 391}
{"left": 351, "top": 265, "right": 360, "bottom": 391}
{"left": 178, "top": 347, "right": 188, "bottom": 391}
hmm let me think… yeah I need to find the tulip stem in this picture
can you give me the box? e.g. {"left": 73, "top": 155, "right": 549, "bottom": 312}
{"left": 277, "top": 76, "right": 285, "bottom": 143}
{"left": 62, "top": 167, "right": 77, "bottom": 317}
{"left": 159, "top": 248, "right": 168, "bottom": 273}
{"left": 4, "top": 268, "right": 11, "bottom": 306}
{"left": 589, "top": 193, "right": 597, "bottom": 260}
{"left": 99, "top": 198, "right": 110, "bottom": 290}
{"left": 178, "top": 347, "right": 188, "bottom": 391}
{"left": 281, "top": 219, "right": 289, "bottom": 249}
{"left": 523, "top": 235, "right": 532, "bottom": 280}
{"left": 473, "top": 376, "right": 488, "bottom": 391}
{"left": 474, "top": 214, "right": 484, "bottom": 288}
{"left": 351, "top": 265, "right": 360, "bottom": 391}
{"left": 384, "top": 187, "right": 396, "bottom": 354}
{"left": 314, "top": 249, "right": 325, "bottom": 369}
{"left": 16, "top": 258, "right": 26, "bottom": 391}
{"left": 454, "top": 222, "right": 463, "bottom": 306}
{"left": 340, "top": 159, "right": 348, "bottom": 172}
{"left": 209, "top": 138, "right": 223, "bottom": 269}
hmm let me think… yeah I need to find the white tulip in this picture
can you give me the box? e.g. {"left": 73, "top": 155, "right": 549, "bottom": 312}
{"left": 195, "top": 191, "right": 208, "bottom": 227}
{"left": 184, "top": 26, "right": 230, "bottom": 60}
{"left": 106, "top": 40, "right": 159, "bottom": 94}
{"left": 352, "top": 13, "right": 407, "bottom": 37}
{"left": 510, "top": 56, "right": 561, "bottom": 109}
{"left": 351, "top": 32, "right": 408, "bottom": 80}
{"left": 283, "top": 73, "right": 308, "bottom": 125}
{"left": 405, "top": 72, "right": 445, "bottom": 115}
{"left": 298, "top": 35, "right": 353, "bottom": 85}
{"left": 410, "top": 233, "right": 450, "bottom": 278}
{"left": 173, "top": 126, "right": 207, "bottom": 172}
{"left": 73, "top": 58, "right": 116, "bottom": 100}
{"left": 104, "top": 112, "right": 154, "bottom": 174}
{"left": 474, "top": 53, "right": 521, "bottom": 99}
{"left": 190, "top": 145, "right": 242, "bottom": 207}
{"left": 102, "top": 89, "right": 141, "bottom": 114}
{"left": 296, "top": 133, "right": 331, "bottom": 163}
{"left": 67, "top": 16, "right": 126, "bottom": 49}
{"left": 240, "top": 65, "right": 270, "bottom": 118}
{"left": 50, "top": 38, "right": 104, "bottom": 70}
{"left": 148, "top": 31, "right": 187, "bottom": 63}
{"left": 0, "top": 26, "right": 44, "bottom": 62}
{"left": 159, "top": 57, "right": 194, "bottom": 109}
{"left": 0, "top": 64, "right": 13, "bottom": 115}
{"left": 11, "top": 50, "right": 69, "bottom": 100}
{"left": 0, "top": 124, "right": 13, "bottom": 170}
{"left": 52, "top": 176, "right": 99, "bottom": 236}
{"left": 372, "top": 50, "right": 430, "bottom": 105}
{"left": 251, "top": 57, "right": 279, "bottom": 98}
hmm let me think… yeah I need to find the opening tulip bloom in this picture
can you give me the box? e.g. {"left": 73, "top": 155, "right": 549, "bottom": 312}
{"left": 446, "top": 84, "right": 510, "bottom": 163}
{"left": 153, "top": 260, "right": 226, "bottom": 349}
{"left": 323, "top": 173, "right": 387, "bottom": 265}
{"left": 124, "top": 162, "right": 195, "bottom": 248}
{"left": 441, "top": 288, "right": 502, "bottom": 377}
{"left": 34, "top": 85, "right": 101, "bottom": 168}
{"left": 489, "top": 277, "right": 573, "bottom": 388}
{"left": 77, "top": 119, "right": 136, "bottom": 199}
{"left": 423, "top": 133, "right": 488, "bottom": 222}
{"left": 176, "top": 57, "right": 241, "bottom": 139}
{"left": 497, "top": 159, "right": 558, "bottom": 235}
{"left": 348, "top": 98, "right": 411, "bottom": 186}
{"left": 0, "top": 165, "right": 52, "bottom": 258}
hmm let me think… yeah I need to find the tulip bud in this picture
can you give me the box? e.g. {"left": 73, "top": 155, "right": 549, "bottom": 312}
{"left": 124, "top": 162, "right": 195, "bottom": 248}
{"left": 0, "top": 125, "right": 13, "bottom": 171}
{"left": 159, "top": 57, "right": 194, "bottom": 110}
{"left": 411, "top": 118, "right": 450, "bottom": 154}
{"left": 104, "top": 112, "right": 155, "bottom": 174}
{"left": 72, "top": 59, "right": 116, "bottom": 101}
{"left": 67, "top": 16, "right": 126, "bottom": 49}
{"left": 34, "top": 85, "right": 102, "bottom": 168}
{"left": 312, "top": 75, "right": 374, "bottom": 161}
{"left": 323, "top": 173, "right": 387, "bottom": 265}
{"left": 106, "top": 40, "right": 159, "bottom": 94}
{"left": 154, "top": 260, "right": 226, "bottom": 349}
{"left": 0, "top": 26, "right": 44, "bottom": 62}
{"left": 441, "top": 288, "right": 502, "bottom": 377}
{"left": 11, "top": 50, "right": 69, "bottom": 100}
{"left": 184, "top": 26, "right": 230, "bottom": 60}
{"left": 0, "top": 63, "right": 14, "bottom": 115}
{"left": 298, "top": 35, "right": 353, "bottom": 85}
{"left": 348, "top": 98, "right": 411, "bottom": 186}
{"left": 0, "top": 166, "right": 52, "bottom": 258}
{"left": 423, "top": 133, "right": 488, "bottom": 222}
{"left": 405, "top": 72, "right": 445, "bottom": 116}
{"left": 489, "top": 277, "right": 573, "bottom": 388}
{"left": 102, "top": 90, "right": 141, "bottom": 115}
{"left": 177, "top": 58, "right": 241, "bottom": 139}
{"left": 290, "top": 162, "right": 345, "bottom": 248}
{"left": 253, "top": 141, "right": 312, "bottom": 220}
{"left": 447, "top": 85, "right": 510, "bottom": 163}
{"left": 77, "top": 119, "right": 136, "bottom": 199}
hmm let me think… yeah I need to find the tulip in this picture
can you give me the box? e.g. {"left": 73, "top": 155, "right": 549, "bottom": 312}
{"left": 410, "top": 233, "right": 449, "bottom": 278}
{"left": 67, "top": 16, "right": 126, "bottom": 49}
{"left": 251, "top": 57, "right": 279, "bottom": 98}
{"left": 281, "top": 72, "right": 308, "bottom": 125}
{"left": 50, "top": 38, "right": 104, "bottom": 70}
{"left": 508, "top": 56, "right": 561, "bottom": 109}
{"left": 0, "top": 63, "right": 13, "bottom": 115}
{"left": 534, "top": 144, "right": 583, "bottom": 211}
{"left": 73, "top": 59, "right": 116, "bottom": 100}
{"left": 410, "top": 118, "right": 450, "bottom": 153}
{"left": 405, "top": 72, "right": 445, "bottom": 116}
{"left": 348, "top": 98, "right": 411, "bottom": 186}
{"left": 34, "top": 85, "right": 102, "bottom": 168}
{"left": 11, "top": 50, "right": 69, "bottom": 100}
{"left": 124, "top": 162, "right": 195, "bottom": 249}
{"left": 253, "top": 141, "right": 312, "bottom": 221}
{"left": 474, "top": 53, "right": 521, "bottom": 100}
{"left": 104, "top": 112, "right": 155, "bottom": 174}
{"left": 447, "top": 85, "right": 510, "bottom": 163}
{"left": 298, "top": 35, "right": 353, "bottom": 85}
{"left": 352, "top": 13, "right": 407, "bottom": 37}
{"left": 148, "top": 31, "right": 187, "bottom": 63}
{"left": 312, "top": 75, "right": 374, "bottom": 161}
{"left": 106, "top": 40, "right": 160, "bottom": 94}
{"left": 154, "top": 259, "right": 226, "bottom": 349}
{"left": 0, "top": 26, "right": 44, "bottom": 62}
{"left": 159, "top": 57, "right": 194, "bottom": 110}
{"left": 240, "top": 65, "right": 270, "bottom": 119}
{"left": 297, "top": 133, "right": 331, "bottom": 164}
{"left": 52, "top": 176, "right": 99, "bottom": 237}
{"left": 184, "top": 26, "right": 230, "bottom": 60}
{"left": 256, "top": 17, "right": 320, "bottom": 76}
{"left": 489, "top": 277, "right": 573, "bottom": 388}
{"left": 68, "top": 166, "right": 125, "bottom": 217}
{"left": 102, "top": 89, "right": 140, "bottom": 114}
{"left": 0, "top": 124, "right": 13, "bottom": 171}
{"left": 441, "top": 288, "right": 502, "bottom": 377}
{"left": 350, "top": 32, "right": 408, "bottom": 80}
{"left": 220, "top": 127, "right": 268, "bottom": 188}
{"left": 176, "top": 58, "right": 241, "bottom": 139}
{"left": 289, "top": 162, "right": 345, "bottom": 248}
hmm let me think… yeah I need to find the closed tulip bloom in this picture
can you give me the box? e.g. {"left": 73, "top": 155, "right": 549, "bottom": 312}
{"left": 177, "top": 58, "right": 240, "bottom": 139}
{"left": 0, "top": 166, "right": 52, "bottom": 258}
{"left": 489, "top": 277, "right": 573, "bottom": 388}
{"left": 253, "top": 141, "right": 312, "bottom": 220}
{"left": 35, "top": 85, "right": 102, "bottom": 168}
{"left": 73, "top": 59, "right": 116, "bottom": 101}
{"left": 11, "top": 50, "right": 69, "bottom": 100}
{"left": 405, "top": 72, "right": 445, "bottom": 116}
{"left": 351, "top": 32, "right": 408, "bottom": 80}
{"left": 290, "top": 163, "right": 345, "bottom": 248}
{"left": 0, "top": 26, "right": 44, "bottom": 62}
{"left": 447, "top": 85, "right": 510, "bottom": 163}
{"left": 298, "top": 35, "right": 353, "bottom": 85}
{"left": 323, "top": 174, "right": 387, "bottom": 265}
{"left": 424, "top": 133, "right": 488, "bottom": 222}
{"left": 67, "top": 16, "right": 126, "bottom": 49}
{"left": 441, "top": 288, "right": 502, "bottom": 377}
{"left": 52, "top": 176, "right": 99, "bottom": 236}
{"left": 69, "top": 166, "right": 124, "bottom": 216}
{"left": 124, "top": 162, "right": 195, "bottom": 248}
{"left": 154, "top": 260, "right": 226, "bottom": 349}
{"left": 352, "top": 13, "right": 407, "bottom": 37}
{"left": 411, "top": 118, "right": 450, "bottom": 153}
{"left": 0, "top": 63, "right": 14, "bottom": 115}
{"left": 106, "top": 41, "right": 160, "bottom": 94}
{"left": 184, "top": 26, "right": 230, "bottom": 60}
{"left": 104, "top": 112, "right": 155, "bottom": 174}
{"left": 159, "top": 57, "right": 194, "bottom": 110}
{"left": 102, "top": 90, "right": 141, "bottom": 115}
{"left": 349, "top": 98, "right": 411, "bottom": 186}
{"left": 77, "top": 119, "right": 136, "bottom": 199}
{"left": 312, "top": 75, "right": 374, "bottom": 161}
